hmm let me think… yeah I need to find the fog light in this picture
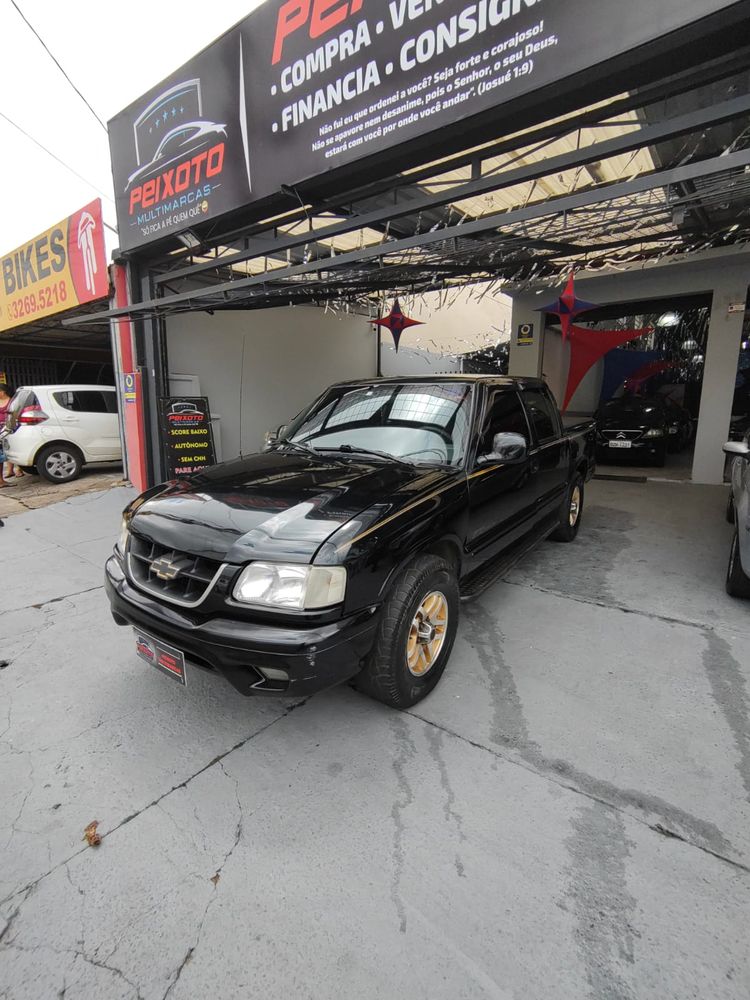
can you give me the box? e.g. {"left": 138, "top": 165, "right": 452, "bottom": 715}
{"left": 257, "top": 666, "right": 289, "bottom": 682}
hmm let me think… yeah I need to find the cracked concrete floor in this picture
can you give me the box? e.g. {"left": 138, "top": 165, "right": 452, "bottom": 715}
{"left": 1, "top": 480, "right": 749, "bottom": 999}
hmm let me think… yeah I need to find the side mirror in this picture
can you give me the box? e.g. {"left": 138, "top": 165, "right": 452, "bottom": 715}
{"left": 264, "top": 424, "right": 286, "bottom": 449}
{"left": 478, "top": 432, "right": 527, "bottom": 466}
{"left": 723, "top": 440, "right": 750, "bottom": 459}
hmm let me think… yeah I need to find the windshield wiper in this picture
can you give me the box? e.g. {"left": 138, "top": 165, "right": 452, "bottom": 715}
{"left": 318, "top": 444, "right": 414, "bottom": 468}
{"left": 276, "top": 439, "right": 348, "bottom": 465}
{"left": 276, "top": 438, "right": 319, "bottom": 457}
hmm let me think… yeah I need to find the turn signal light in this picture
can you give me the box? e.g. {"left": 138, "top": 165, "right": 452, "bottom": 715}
{"left": 19, "top": 405, "right": 48, "bottom": 425}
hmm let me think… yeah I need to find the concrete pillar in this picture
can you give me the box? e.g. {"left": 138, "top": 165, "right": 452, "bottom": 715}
{"left": 508, "top": 297, "right": 544, "bottom": 378}
{"left": 692, "top": 279, "right": 747, "bottom": 484}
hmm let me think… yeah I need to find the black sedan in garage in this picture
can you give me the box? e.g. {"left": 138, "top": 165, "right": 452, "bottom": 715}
{"left": 596, "top": 395, "right": 678, "bottom": 466}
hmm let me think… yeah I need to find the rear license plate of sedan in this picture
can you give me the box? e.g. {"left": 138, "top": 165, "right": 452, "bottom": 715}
{"left": 609, "top": 440, "right": 632, "bottom": 449}
{"left": 134, "top": 629, "right": 187, "bottom": 686}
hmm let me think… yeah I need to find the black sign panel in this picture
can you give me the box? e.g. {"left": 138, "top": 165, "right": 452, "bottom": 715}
{"left": 160, "top": 397, "right": 216, "bottom": 478}
{"left": 109, "top": 31, "right": 250, "bottom": 251}
{"left": 110, "top": 0, "right": 741, "bottom": 251}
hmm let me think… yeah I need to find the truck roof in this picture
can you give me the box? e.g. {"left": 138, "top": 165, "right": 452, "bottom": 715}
{"left": 331, "top": 374, "right": 546, "bottom": 390}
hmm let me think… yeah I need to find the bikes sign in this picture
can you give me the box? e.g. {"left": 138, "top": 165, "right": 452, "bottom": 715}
{"left": 0, "top": 199, "right": 108, "bottom": 333}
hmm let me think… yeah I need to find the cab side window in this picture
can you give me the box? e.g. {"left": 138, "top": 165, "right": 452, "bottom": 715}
{"left": 522, "top": 389, "right": 559, "bottom": 444}
{"left": 479, "top": 391, "right": 529, "bottom": 455}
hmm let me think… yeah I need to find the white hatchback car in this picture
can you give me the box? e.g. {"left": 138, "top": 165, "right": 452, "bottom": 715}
{"left": 3, "top": 385, "right": 122, "bottom": 483}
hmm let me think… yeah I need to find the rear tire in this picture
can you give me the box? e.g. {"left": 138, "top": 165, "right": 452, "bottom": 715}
{"left": 355, "top": 555, "right": 459, "bottom": 709}
{"left": 550, "top": 475, "right": 584, "bottom": 543}
{"left": 726, "top": 531, "right": 750, "bottom": 598}
{"left": 36, "top": 444, "right": 83, "bottom": 484}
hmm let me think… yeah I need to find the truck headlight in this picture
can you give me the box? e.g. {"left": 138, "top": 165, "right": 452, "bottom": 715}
{"left": 233, "top": 563, "right": 347, "bottom": 610}
{"left": 117, "top": 517, "right": 130, "bottom": 555}
{"left": 644, "top": 428, "right": 664, "bottom": 438}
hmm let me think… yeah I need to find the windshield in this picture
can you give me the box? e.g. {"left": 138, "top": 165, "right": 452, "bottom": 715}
{"left": 287, "top": 382, "right": 473, "bottom": 466}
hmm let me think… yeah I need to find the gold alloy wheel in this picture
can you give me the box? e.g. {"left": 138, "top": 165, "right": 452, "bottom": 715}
{"left": 406, "top": 591, "right": 449, "bottom": 677}
{"left": 569, "top": 485, "right": 582, "bottom": 527}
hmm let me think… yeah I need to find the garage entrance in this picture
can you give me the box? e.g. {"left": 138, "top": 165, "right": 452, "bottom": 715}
{"left": 548, "top": 294, "right": 712, "bottom": 482}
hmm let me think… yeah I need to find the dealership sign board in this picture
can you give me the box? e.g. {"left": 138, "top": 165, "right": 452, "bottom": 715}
{"left": 160, "top": 397, "right": 216, "bottom": 478}
{"left": 109, "top": 0, "right": 742, "bottom": 252}
{"left": 0, "top": 199, "right": 108, "bottom": 332}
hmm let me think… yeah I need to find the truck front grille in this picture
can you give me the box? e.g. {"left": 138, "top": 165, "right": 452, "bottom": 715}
{"left": 127, "top": 533, "right": 224, "bottom": 606}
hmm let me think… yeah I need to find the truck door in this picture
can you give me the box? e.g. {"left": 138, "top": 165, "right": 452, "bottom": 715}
{"left": 466, "top": 389, "right": 538, "bottom": 556}
{"left": 521, "top": 387, "right": 569, "bottom": 517}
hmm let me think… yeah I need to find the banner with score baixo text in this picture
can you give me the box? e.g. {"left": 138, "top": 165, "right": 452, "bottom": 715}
{"left": 0, "top": 199, "right": 108, "bottom": 333}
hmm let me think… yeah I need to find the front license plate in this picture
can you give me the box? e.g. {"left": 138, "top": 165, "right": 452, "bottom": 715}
{"left": 609, "top": 440, "right": 632, "bottom": 449}
{"left": 134, "top": 629, "right": 187, "bottom": 686}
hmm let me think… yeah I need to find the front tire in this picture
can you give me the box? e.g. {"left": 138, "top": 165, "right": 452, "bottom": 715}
{"left": 550, "top": 475, "right": 584, "bottom": 542}
{"left": 726, "top": 492, "right": 736, "bottom": 525}
{"left": 36, "top": 444, "right": 83, "bottom": 483}
{"left": 356, "top": 555, "right": 459, "bottom": 708}
{"left": 726, "top": 531, "right": 750, "bottom": 598}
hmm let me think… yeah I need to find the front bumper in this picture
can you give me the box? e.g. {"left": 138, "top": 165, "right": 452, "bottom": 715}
{"left": 105, "top": 555, "right": 379, "bottom": 696}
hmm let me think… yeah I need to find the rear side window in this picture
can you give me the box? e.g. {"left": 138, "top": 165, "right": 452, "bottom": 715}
{"left": 523, "top": 389, "right": 559, "bottom": 443}
{"left": 53, "top": 390, "right": 114, "bottom": 413}
{"left": 479, "top": 390, "right": 529, "bottom": 453}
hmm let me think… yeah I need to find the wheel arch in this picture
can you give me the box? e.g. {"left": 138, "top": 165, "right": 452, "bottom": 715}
{"left": 377, "top": 534, "right": 463, "bottom": 601}
{"left": 33, "top": 440, "right": 86, "bottom": 466}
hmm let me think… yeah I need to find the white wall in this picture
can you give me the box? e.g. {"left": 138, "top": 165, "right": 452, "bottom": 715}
{"left": 380, "top": 346, "right": 460, "bottom": 377}
{"left": 379, "top": 284, "right": 512, "bottom": 375}
{"left": 166, "top": 306, "right": 375, "bottom": 459}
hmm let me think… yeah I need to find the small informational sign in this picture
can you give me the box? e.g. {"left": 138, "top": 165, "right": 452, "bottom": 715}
{"left": 159, "top": 396, "right": 216, "bottom": 478}
{"left": 517, "top": 323, "right": 534, "bottom": 346}
{"left": 727, "top": 303, "right": 746, "bottom": 314}
{"left": 0, "top": 199, "right": 108, "bottom": 332}
{"left": 122, "top": 372, "right": 137, "bottom": 404}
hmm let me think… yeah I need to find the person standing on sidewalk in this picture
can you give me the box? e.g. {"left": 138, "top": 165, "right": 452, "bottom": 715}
{"left": 0, "top": 383, "right": 22, "bottom": 487}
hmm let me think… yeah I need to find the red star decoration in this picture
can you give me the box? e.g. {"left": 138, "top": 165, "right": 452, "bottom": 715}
{"left": 539, "top": 272, "right": 598, "bottom": 343}
{"left": 562, "top": 324, "right": 653, "bottom": 410}
{"left": 373, "top": 299, "right": 423, "bottom": 352}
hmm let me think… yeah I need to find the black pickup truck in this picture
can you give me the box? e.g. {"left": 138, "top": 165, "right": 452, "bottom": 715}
{"left": 106, "top": 376, "right": 595, "bottom": 708}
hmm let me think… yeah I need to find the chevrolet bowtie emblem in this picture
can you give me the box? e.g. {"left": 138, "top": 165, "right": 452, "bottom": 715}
{"left": 151, "top": 556, "right": 184, "bottom": 580}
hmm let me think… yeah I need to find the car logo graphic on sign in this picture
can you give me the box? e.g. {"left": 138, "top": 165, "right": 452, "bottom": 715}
{"left": 135, "top": 637, "right": 155, "bottom": 660}
{"left": 151, "top": 556, "right": 182, "bottom": 581}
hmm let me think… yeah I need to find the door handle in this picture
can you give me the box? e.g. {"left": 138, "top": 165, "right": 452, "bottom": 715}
{"left": 60, "top": 416, "right": 79, "bottom": 423}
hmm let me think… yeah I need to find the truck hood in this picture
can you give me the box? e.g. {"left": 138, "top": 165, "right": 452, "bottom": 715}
{"left": 128, "top": 451, "right": 458, "bottom": 564}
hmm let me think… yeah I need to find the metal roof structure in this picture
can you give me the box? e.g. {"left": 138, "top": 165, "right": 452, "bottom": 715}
{"left": 1, "top": 298, "right": 111, "bottom": 360}
{"left": 73, "top": 31, "right": 750, "bottom": 327}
